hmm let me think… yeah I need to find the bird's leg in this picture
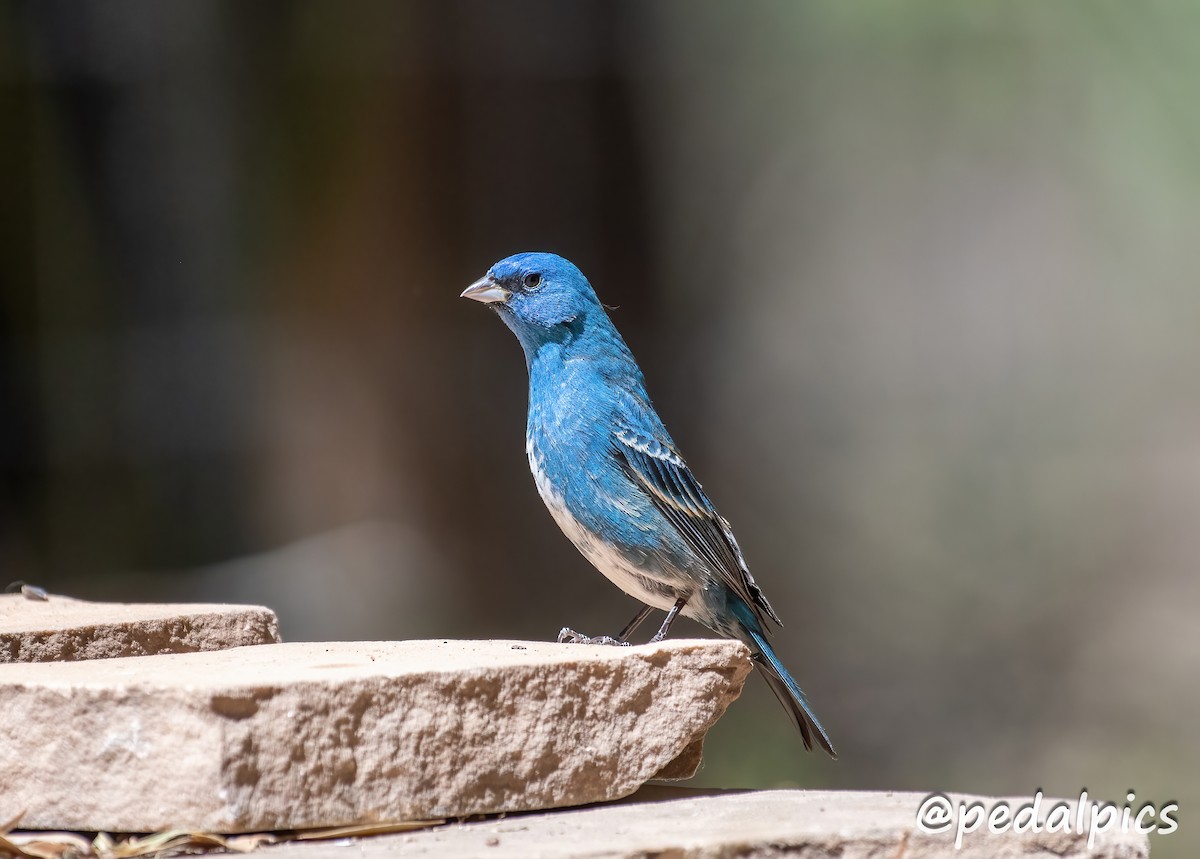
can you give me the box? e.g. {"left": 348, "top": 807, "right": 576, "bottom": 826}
{"left": 617, "top": 604, "right": 655, "bottom": 642}
{"left": 648, "top": 596, "right": 688, "bottom": 643}
{"left": 557, "top": 604, "right": 654, "bottom": 646}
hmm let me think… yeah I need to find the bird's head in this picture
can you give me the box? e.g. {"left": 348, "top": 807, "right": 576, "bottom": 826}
{"left": 461, "top": 252, "right": 604, "bottom": 353}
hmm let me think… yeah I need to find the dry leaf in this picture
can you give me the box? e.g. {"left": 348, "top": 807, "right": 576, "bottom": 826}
{"left": 1, "top": 831, "right": 93, "bottom": 859}
{"left": 291, "top": 820, "right": 443, "bottom": 841}
{"left": 0, "top": 816, "right": 442, "bottom": 859}
{"left": 221, "top": 834, "right": 276, "bottom": 853}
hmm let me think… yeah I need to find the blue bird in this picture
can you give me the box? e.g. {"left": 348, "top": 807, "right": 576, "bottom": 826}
{"left": 462, "top": 252, "right": 836, "bottom": 757}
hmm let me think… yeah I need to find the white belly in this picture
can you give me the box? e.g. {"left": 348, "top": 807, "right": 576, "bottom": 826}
{"left": 527, "top": 441, "right": 678, "bottom": 612}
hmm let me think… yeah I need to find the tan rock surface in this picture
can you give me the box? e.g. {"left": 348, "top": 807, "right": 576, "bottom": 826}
{"left": 0, "top": 593, "right": 280, "bottom": 662}
{"left": 0, "top": 639, "right": 752, "bottom": 832}
{"left": 262, "top": 787, "right": 1151, "bottom": 859}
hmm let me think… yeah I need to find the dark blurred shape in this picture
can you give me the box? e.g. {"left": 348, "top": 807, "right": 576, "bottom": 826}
{"left": 2, "top": 1, "right": 655, "bottom": 607}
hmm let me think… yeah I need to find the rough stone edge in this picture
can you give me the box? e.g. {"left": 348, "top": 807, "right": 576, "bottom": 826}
{"left": 652, "top": 737, "right": 706, "bottom": 780}
{"left": 210, "top": 640, "right": 757, "bottom": 830}
{"left": 0, "top": 639, "right": 753, "bottom": 831}
{"left": 0, "top": 605, "right": 281, "bottom": 663}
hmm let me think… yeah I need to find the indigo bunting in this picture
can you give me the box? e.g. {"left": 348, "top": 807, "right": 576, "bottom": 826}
{"left": 462, "top": 252, "right": 835, "bottom": 757}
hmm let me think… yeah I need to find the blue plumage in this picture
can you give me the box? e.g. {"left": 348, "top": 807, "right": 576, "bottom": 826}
{"left": 462, "top": 252, "right": 835, "bottom": 758}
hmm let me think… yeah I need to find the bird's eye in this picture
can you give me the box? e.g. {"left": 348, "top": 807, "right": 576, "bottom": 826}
{"left": 523, "top": 272, "right": 543, "bottom": 290}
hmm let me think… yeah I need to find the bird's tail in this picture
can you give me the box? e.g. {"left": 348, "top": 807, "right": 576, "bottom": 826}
{"left": 733, "top": 601, "right": 837, "bottom": 759}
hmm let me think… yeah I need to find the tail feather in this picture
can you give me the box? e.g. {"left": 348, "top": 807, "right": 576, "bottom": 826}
{"left": 735, "top": 605, "right": 837, "bottom": 759}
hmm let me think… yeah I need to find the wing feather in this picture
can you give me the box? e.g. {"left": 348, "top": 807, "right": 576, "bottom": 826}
{"left": 613, "top": 425, "right": 783, "bottom": 628}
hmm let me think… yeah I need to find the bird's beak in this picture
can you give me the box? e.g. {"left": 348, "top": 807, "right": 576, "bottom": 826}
{"left": 460, "top": 276, "right": 510, "bottom": 305}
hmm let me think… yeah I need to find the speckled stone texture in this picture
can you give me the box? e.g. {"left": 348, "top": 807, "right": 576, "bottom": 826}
{"left": 0, "top": 639, "right": 752, "bottom": 832}
{"left": 0, "top": 593, "right": 280, "bottom": 662}
{"left": 258, "top": 787, "right": 1152, "bottom": 859}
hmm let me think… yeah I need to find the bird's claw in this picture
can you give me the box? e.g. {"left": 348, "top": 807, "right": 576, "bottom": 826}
{"left": 557, "top": 627, "right": 630, "bottom": 646}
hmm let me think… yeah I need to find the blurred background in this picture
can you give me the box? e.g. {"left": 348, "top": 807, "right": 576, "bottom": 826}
{"left": 1, "top": 1, "right": 1197, "bottom": 854}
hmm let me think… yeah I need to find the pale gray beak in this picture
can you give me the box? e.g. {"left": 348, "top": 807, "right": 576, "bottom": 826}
{"left": 460, "top": 276, "right": 510, "bottom": 304}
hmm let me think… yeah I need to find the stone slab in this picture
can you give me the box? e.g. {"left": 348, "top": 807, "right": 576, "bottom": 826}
{"left": 261, "top": 787, "right": 1151, "bottom": 859}
{"left": 0, "top": 594, "right": 281, "bottom": 662}
{"left": 0, "top": 639, "right": 752, "bottom": 832}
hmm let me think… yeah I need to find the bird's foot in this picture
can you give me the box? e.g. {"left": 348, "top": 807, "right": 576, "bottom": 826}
{"left": 557, "top": 627, "right": 630, "bottom": 646}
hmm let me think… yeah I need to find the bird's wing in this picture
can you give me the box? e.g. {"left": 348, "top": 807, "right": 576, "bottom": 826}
{"left": 612, "top": 423, "right": 783, "bottom": 628}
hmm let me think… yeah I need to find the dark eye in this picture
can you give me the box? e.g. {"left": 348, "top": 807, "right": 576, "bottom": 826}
{"left": 523, "top": 272, "right": 542, "bottom": 290}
